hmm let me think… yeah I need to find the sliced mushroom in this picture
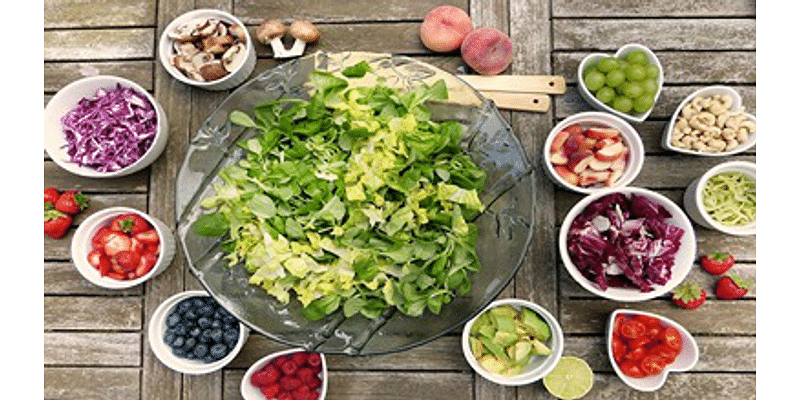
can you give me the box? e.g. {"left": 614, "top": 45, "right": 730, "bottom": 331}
{"left": 168, "top": 17, "right": 209, "bottom": 41}
{"left": 172, "top": 55, "right": 205, "bottom": 81}
{"left": 199, "top": 61, "right": 229, "bottom": 81}
{"left": 195, "top": 18, "right": 218, "bottom": 37}
{"left": 222, "top": 43, "right": 247, "bottom": 72}
{"left": 202, "top": 33, "right": 234, "bottom": 54}
{"left": 228, "top": 24, "right": 248, "bottom": 43}
{"left": 191, "top": 51, "right": 215, "bottom": 70}
{"left": 173, "top": 41, "right": 200, "bottom": 58}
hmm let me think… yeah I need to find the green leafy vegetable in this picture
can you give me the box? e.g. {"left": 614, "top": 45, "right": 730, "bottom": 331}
{"left": 341, "top": 61, "right": 372, "bottom": 78}
{"left": 200, "top": 69, "right": 486, "bottom": 321}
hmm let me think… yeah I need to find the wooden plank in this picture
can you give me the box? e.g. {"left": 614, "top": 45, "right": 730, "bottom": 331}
{"left": 234, "top": 0, "right": 469, "bottom": 24}
{"left": 44, "top": 297, "right": 142, "bottom": 330}
{"left": 555, "top": 52, "right": 756, "bottom": 85}
{"left": 45, "top": 262, "right": 144, "bottom": 295}
{"left": 553, "top": 19, "right": 756, "bottom": 51}
{"left": 44, "top": 162, "right": 149, "bottom": 193}
{"left": 552, "top": 0, "right": 756, "bottom": 17}
{"left": 631, "top": 154, "right": 755, "bottom": 188}
{"left": 561, "top": 299, "right": 755, "bottom": 335}
{"left": 44, "top": 61, "right": 154, "bottom": 93}
{"left": 257, "top": 23, "right": 430, "bottom": 57}
{"left": 44, "top": 367, "right": 140, "bottom": 400}
{"left": 44, "top": 0, "right": 155, "bottom": 28}
{"left": 44, "top": 29, "right": 155, "bottom": 61}
{"left": 44, "top": 332, "right": 141, "bottom": 366}
{"left": 564, "top": 335, "right": 755, "bottom": 372}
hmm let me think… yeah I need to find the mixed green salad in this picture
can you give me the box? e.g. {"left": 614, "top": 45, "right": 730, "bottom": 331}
{"left": 193, "top": 62, "right": 487, "bottom": 321}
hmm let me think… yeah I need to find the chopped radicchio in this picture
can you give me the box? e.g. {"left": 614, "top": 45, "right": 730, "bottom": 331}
{"left": 60, "top": 84, "right": 157, "bottom": 172}
{"left": 567, "top": 193, "right": 684, "bottom": 292}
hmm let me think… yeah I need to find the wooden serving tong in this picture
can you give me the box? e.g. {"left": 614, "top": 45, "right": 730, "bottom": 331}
{"left": 457, "top": 75, "right": 566, "bottom": 113}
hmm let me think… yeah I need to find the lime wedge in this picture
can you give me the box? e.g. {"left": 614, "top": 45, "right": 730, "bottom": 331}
{"left": 543, "top": 356, "right": 594, "bottom": 400}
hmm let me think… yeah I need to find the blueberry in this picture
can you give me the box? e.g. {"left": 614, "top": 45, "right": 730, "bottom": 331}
{"left": 176, "top": 300, "right": 192, "bottom": 314}
{"left": 209, "top": 343, "right": 228, "bottom": 359}
{"left": 172, "top": 347, "right": 186, "bottom": 357}
{"left": 173, "top": 324, "right": 188, "bottom": 336}
{"left": 203, "top": 355, "right": 217, "bottom": 363}
{"left": 192, "top": 298, "right": 206, "bottom": 308}
{"left": 199, "top": 305, "right": 215, "bottom": 316}
{"left": 223, "top": 328, "right": 239, "bottom": 344}
{"left": 171, "top": 336, "right": 185, "bottom": 349}
{"left": 211, "top": 319, "right": 223, "bottom": 330}
{"left": 163, "top": 329, "right": 176, "bottom": 345}
{"left": 197, "top": 316, "right": 211, "bottom": 329}
{"left": 193, "top": 344, "right": 208, "bottom": 358}
{"left": 184, "top": 309, "right": 198, "bottom": 321}
{"left": 209, "top": 328, "right": 223, "bottom": 343}
{"left": 183, "top": 352, "right": 196, "bottom": 360}
{"left": 213, "top": 309, "right": 224, "bottom": 321}
{"left": 166, "top": 312, "right": 181, "bottom": 328}
{"left": 199, "top": 329, "right": 212, "bottom": 343}
{"left": 189, "top": 327, "right": 201, "bottom": 337}
{"left": 183, "top": 337, "right": 197, "bottom": 352}
{"left": 222, "top": 314, "right": 237, "bottom": 325}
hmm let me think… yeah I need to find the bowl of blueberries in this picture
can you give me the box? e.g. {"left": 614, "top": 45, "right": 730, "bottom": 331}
{"left": 148, "top": 290, "right": 249, "bottom": 374}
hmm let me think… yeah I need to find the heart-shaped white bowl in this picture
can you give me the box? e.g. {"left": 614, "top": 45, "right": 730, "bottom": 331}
{"left": 577, "top": 43, "right": 664, "bottom": 123}
{"left": 241, "top": 348, "right": 328, "bottom": 400}
{"left": 661, "top": 86, "right": 756, "bottom": 156}
{"left": 607, "top": 309, "right": 699, "bottom": 392}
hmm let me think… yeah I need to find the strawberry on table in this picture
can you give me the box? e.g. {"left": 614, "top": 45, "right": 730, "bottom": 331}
{"left": 716, "top": 273, "right": 751, "bottom": 300}
{"left": 700, "top": 252, "right": 735, "bottom": 275}
{"left": 44, "top": 207, "right": 73, "bottom": 239}
{"left": 671, "top": 282, "right": 706, "bottom": 310}
{"left": 55, "top": 190, "right": 90, "bottom": 215}
{"left": 44, "top": 187, "right": 61, "bottom": 205}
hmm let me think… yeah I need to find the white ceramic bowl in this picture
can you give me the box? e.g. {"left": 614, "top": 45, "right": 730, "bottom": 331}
{"left": 71, "top": 207, "right": 176, "bottom": 289}
{"left": 559, "top": 187, "right": 696, "bottom": 302}
{"left": 44, "top": 76, "right": 169, "bottom": 178}
{"left": 607, "top": 309, "right": 699, "bottom": 392}
{"left": 461, "top": 298, "right": 564, "bottom": 386}
{"left": 683, "top": 161, "right": 756, "bottom": 236}
{"left": 543, "top": 111, "right": 644, "bottom": 194}
{"left": 662, "top": 86, "right": 756, "bottom": 156}
{"left": 577, "top": 43, "right": 664, "bottom": 123}
{"left": 159, "top": 9, "right": 257, "bottom": 91}
{"left": 148, "top": 290, "right": 250, "bottom": 375}
{"left": 241, "top": 348, "right": 328, "bottom": 400}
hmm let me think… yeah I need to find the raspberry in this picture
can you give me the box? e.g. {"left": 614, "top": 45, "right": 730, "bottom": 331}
{"left": 280, "top": 359, "right": 298, "bottom": 376}
{"left": 280, "top": 376, "right": 302, "bottom": 391}
{"left": 260, "top": 383, "right": 280, "bottom": 398}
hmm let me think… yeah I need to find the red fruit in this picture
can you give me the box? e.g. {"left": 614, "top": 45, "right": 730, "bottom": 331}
{"left": 143, "top": 243, "right": 160, "bottom": 255}
{"left": 259, "top": 383, "right": 280, "bottom": 398}
{"left": 306, "top": 353, "right": 322, "bottom": 368}
{"left": 715, "top": 273, "right": 751, "bottom": 300}
{"left": 273, "top": 355, "right": 289, "bottom": 367}
{"left": 55, "top": 190, "right": 89, "bottom": 215}
{"left": 700, "top": 252, "right": 735, "bottom": 275}
{"left": 44, "top": 187, "right": 61, "bottom": 204}
{"left": 671, "top": 282, "right": 707, "bottom": 310}
{"left": 307, "top": 391, "right": 319, "bottom": 400}
{"left": 295, "top": 367, "right": 314, "bottom": 383}
{"left": 114, "top": 250, "right": 141, "bottom": 272}
{"left": 92, "top": 227, "right": 115, "bottom": 249}
{"left": 305, "top": 375, "right": 322, "bottom": 390}
{"left": 259, "top": 364, "right": 281, "bottom": 385}
{"left": 280, "top": 376, "right": 302, "bottom": 391}
{"left": 104, "top": 232, "right": 132, "bottom": 257}
{"left": 292, "top": 385, "right": 311, "bottom": 400}
{"left": 290, "top": 352, "right": 309, "bottom": 366}
{"left": 134, "top": 253, "right": 158, "bottom": 277}
{"left": 107, "top": 271, "right": 127, "bottom": 280}
{"left": 110, "top": 213, "right": 151, "bottom": 235}
{"left": 134, "top": 229, "right": 160, "bottom": 245}
{"left": 280, "top": 359, "right": 299, "bottom": 376}
{"left": 44, "top": 208, "right": 72, "bottom": 239}
{"left": 277, "top": 392, "right": 293, "bottom": 400}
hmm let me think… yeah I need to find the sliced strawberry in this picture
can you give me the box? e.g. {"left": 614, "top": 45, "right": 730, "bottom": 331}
{"left": 87, "top": 248, "right": 104, "bottom": 267}
{"left": 107, "top": 271, "right": 127, "bottom": 281}
{"left": 134, "top": 229, "right": 160, "bottom": 245}
{"left": 110, "top": 213, "right": 152, "bottom": 235}
{"left": 104, "top": 232, "right": 132, "bottom": 257}
{"left": 143, "top": 243, "right": 160, "bottom": 255}
{"left": 134, "top": 253, "right": 158, "bottom": 277}
{"left": 114, "top": 250, "right": 141, "bottom": 272}
{"left": 130, "top": 237, "right": 145, "bottom": 254}
{"left": 92, "top": 227, "right": 116, "bottom": 249}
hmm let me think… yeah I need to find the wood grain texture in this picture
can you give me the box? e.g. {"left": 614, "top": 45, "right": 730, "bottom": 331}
{"left": 234, "top": 0, "right": 468, "bottom": 24}
{"left": 552, "top": 0, "right": 756, "bottom": 17}
{"left": 44, "top": 367, "right": 141, "bottom": 400}
{"left": 44, "top": 297, "right": 142, "bottom": 330}
{"left": 44, "top": 332, "right": 141, "bottom": 366}
{"left": 44, "top": 162, "right": 149, "bottom": 193}
{"left": 44, "top": 29, "right": 155, "bottom": 61}
{"left": 45, "top": 262, "right": 144, "bottom": 295}
{"left": 44, "top": 61, "right": 154, "bottom": 93}
{"left": 44, "top": 0, "right": 155, "bottom": 28}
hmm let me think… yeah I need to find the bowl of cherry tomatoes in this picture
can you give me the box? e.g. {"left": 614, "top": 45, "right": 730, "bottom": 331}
{"left": 607, "top": 309, "right": 699, "bottom": 391}
{"left": 71, "top": 206, "right": 176, "bottom": 289}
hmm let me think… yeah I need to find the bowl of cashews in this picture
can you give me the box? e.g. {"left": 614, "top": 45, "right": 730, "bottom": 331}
{"left": 661, "top": 86, "right": 756, "bottom": 156}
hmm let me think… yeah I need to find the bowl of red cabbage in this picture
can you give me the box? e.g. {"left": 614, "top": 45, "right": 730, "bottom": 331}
{"left": 559, "top": 187, "right": 696, "bottom": 301}
{"left": 44, "top": 75, "right": 168, "bottom": 178}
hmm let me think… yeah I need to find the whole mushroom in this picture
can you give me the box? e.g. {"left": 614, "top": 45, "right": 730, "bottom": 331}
{"left": 256, "top": 19, "right": 290, "bottom": 57}
{"left": 284, "top": 19, "right": 321, "bottom": 58}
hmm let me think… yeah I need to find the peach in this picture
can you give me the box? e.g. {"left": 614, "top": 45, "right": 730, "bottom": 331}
{"left": 606, "top": 169, "right": 623, "bottom": 186}
{"left": 563, "top": 124, "right": 585, "bottom": 136}
{"left": 579, "top": 170, "right": 611, "bottom": 187}
{"left": 555, "top": 166, "right": 579, "bottom": 186}
{"left": 567, "top": 151, "right": 593, "bottom": 174}
{"left": 550, "top": 151, "right": 569, "bottom": 166}
{"left": 595, "top": 141, "right": 626, "bottom": 162}
{"left": 550, "top": 130, "right": 570, "bottom": 153}
{"left": 585, "top": 127, "right": 620, "bottom": 140}
{"left": 419, "top": 6, "right": 473, "bottom": 52}
{"left": 460, "top": 28, "right": 513, "bottom": 75}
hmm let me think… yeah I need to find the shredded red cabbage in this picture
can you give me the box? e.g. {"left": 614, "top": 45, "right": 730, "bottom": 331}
{"left": 60, "top": 83, "right": 157, "bottom": 172}
{"left": 567, "top": 193, "right": 684, "bottom": 292}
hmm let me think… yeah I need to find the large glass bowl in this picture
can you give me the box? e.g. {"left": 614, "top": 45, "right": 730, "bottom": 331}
{"left": 175, "top": 51, "right": 534, "bottom": 355}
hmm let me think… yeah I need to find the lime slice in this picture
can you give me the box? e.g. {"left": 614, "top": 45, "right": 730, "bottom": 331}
{"left": 543, "top": 356, "right": 594, "bottom": 400}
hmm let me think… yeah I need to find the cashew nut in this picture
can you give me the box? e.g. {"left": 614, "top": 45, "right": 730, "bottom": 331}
{"left": 740, "top": 120, "right": 756, "bottom": 133}
{"left": 708, "top": 100, "right": 728, "bottom": 116}
{"left": 692, "top": 141, "right": 708, "bottom": 151}
{"left": 676, "top": 118, "right": 689, "bottom": 131}
{"left": 737, "top": 128, "right": 749, "bottom": 143}
{"left": 708, "top": 139, "right": 726, "bottom": 151}
{"left": 669, "top": 93, "right": 753, "bottom": 153}
{"left": 721, "top": 128, "right": 736, "bottom": 141}
{"left": 717, "top": 112, "right": 731, "bottom": 128}
{"left": 682, "top": 104, "right": 698, "bottom": 119}
{"left": 725, "top": 139, "right": 739, "bottom": 151}
{"left": 720, "top": 95, "right": 733, "bottom": 109}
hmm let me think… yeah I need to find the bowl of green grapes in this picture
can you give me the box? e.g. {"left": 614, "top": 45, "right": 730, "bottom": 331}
{"left": 578, "top": 43, "right": 663, "bottom": 123}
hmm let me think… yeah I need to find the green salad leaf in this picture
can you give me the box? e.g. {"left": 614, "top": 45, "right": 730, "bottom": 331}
{"left": 196, "top": 68, "right": 487, "bottom": 320}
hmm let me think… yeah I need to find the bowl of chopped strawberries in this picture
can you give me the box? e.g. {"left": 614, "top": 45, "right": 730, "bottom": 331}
{"left": 241, "top": 348, "right": 327, "bottom": 400}
{"left": 71, "top": 206, "right": 176, "bottom": 289}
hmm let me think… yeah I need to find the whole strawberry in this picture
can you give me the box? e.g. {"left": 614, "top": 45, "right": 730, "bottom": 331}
{"left": 44, "top": 187, "right": 61, "bottom": 205}
{"left": 716, "top": 273, "right": 751, "bottom": 300}
{"left": 700, "top": 252, "right": 735, "bottom": 275}
{"left": 671, "top": 282, "right": 706, "bottom": 310}
{"left": 45, "top": 205, "right": 73, "bottom": 239}
{"left": 55, "top": 190, "right": 90, "bottom": 215}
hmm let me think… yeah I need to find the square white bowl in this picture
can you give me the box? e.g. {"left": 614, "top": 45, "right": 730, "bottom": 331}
{"left": 683, "top": 160, "right": 756, "bottom": 236}
{"left": 558, "top": 187, "right": 696, "bottom": 302}
{"left": 577, "top": 43, "right": 664, "bottom": 123}
{"left": 607, "top": 309, "right": 699, "bottom": 392}
{"left": 461, "top": 298, "right": 564, "bottom": 386}
{"left": 241, "top": 348, "right": 328, "bottom": 400}
{"left": 661, "top": 86, "right": 756, "bottom": 156}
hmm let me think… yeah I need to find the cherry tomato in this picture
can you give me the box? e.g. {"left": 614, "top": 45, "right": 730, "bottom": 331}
{"left": 624, "top": 346, "right": 646, "bottom": 362}
{"left": 620, "top": 320, "right": 646, "bottom": 340}
{"left": 640, "top": 355, "right": 668, "bottom": 376}
{"left": 649, "top": 344, "right": 679, "bottom": 363}
{"left": 645, "top": 324, "right": 663, "bottom": 339}
{"left": 634, "top": 315, "right": 661, "bottom": 327}
{"left": 619, "top": 361, "right": 646, "bottom": 378}
{"left": 628, "top": 336, "right": 651, "bottom": 350}
{"left": 612, "top": 337, "right": 627, "bottom": 363}
{"left": 613, "top": 315, "right": 626, "bottom": 337}
{"left": 659, "top": 326, "right": 683, "bottom": 351}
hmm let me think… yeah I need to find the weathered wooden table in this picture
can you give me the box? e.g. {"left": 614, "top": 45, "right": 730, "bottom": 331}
{"left": 44, "top": 1, "right": 756, "bottom": 399}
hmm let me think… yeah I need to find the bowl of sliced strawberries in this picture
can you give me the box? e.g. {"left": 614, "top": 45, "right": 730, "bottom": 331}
{"left": 543, "top": 111, "right": 644, "bottom": 194}
{"left": 71, "top": 206, "right": 176, "bottom": 289}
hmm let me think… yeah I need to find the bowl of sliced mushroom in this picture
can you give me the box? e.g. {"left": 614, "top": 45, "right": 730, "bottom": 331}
{"left": 661, "top": 86, "right": 756, "bottom": 156}
{"left": 159, "top": 9, "right": 257, "bottom": 91}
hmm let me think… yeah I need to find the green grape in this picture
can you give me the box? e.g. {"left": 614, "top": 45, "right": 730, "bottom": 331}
{"left": 605, "top": 69, "right": 626, "bottom": 88}
{"left": 612, "top": 97, "right": 633, "bottom": 113}
{"left": 624, "top": 64, "right": 646, "bottom": 82}
{"left": 626, "top": 50, "right": 649, "bottom": 65}
{"left": 583, "top": 64, "right": 599, "bottom": 78}
{"left": 583, "top": 71, "right": 605, "bottom": 92}
{"left": 596, "top": 57, "right": 619, "bottom": 73}
{"left": 595, "top": 87, "right": 616, "bottom": 104}
{"left": 644, "top": 64, "right": 659, "bottom": 80}
{"left": 633, "top": 95, "right": 655, "bottom": 113}
{"left": 621, "top": 82, "right": 644, "bottom": 99}
{"left": 642, "top": 79, "right": 659, "bottom": 96}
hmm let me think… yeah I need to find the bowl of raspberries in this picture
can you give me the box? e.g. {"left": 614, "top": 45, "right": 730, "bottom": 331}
{"left": 241, "top": 348, "right": 327, "bottom": 400}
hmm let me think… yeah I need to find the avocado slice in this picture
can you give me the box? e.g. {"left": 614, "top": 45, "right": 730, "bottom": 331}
{"left": 479, "top": 355, "right": 505, "bottom": 374}
{"left": 489, "top": 305, "right": 517, "bottom": 318}
{"left": 512, "top": 340, "right": 533, "bottom": 363}
{"left": 478, "top": 323, "right": 496, "bottom": 340}
{"left": 531, "top": 338, "right": 552, "bottom": 356}
{"left": 521, "top": 308, "right": 551, "bottom": 342}
{"left": 493, "top": 330, "right": 518, "bottom": 348}
{"left": 480, "top": 336, "right": 510, "bottom": 363}
{"left": 469, "top": 336, "right": 483, "bottom": 358}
